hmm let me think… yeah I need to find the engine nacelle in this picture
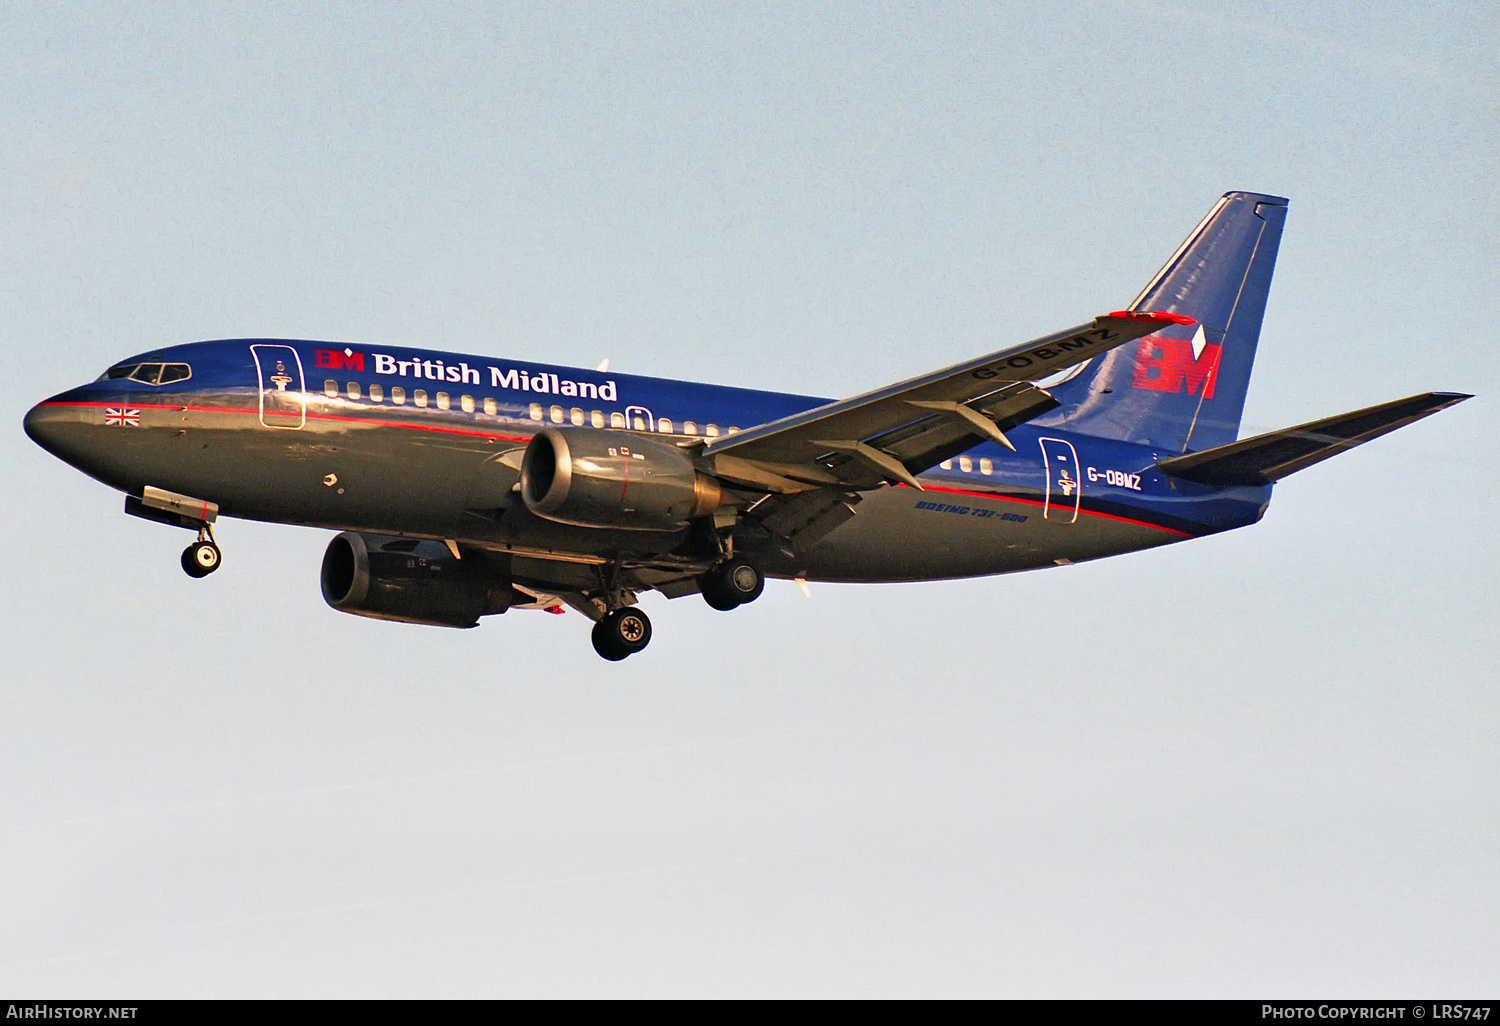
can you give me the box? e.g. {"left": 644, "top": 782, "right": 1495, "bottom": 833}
{"left": 520, "top": 427, "right": 722, "bottom": 531}
{"left": 320, "top": 532, "right": 517, "bottom": 628}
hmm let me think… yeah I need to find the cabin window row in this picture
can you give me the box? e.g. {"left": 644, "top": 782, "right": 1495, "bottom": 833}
{"left": 324, "top": 381, "right": 474, "bottom": 408}
{"left": 322, "top": 379, "right": 739, "bottom": 435}
{"left": 939, "top": 456, "right": 995, "bottom": 475}
{"left": 324, "top": 379, "right": 490, "bottom": 412}
{"left": 526, "top": 403, "right": 738, "bottom": 437}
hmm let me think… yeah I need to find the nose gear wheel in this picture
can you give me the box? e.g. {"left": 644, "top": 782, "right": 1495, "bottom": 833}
{"left": 181, "top": 527, "right": 222, "bottom": 579}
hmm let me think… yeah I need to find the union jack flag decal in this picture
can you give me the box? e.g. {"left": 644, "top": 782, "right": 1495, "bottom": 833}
{"left": 104, "top": 407, "right": 141, "bottom": 427}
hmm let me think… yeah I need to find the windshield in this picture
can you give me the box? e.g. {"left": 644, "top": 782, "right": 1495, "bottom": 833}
{"left": 97, "top": 362, "right": 191, "bottom": 385}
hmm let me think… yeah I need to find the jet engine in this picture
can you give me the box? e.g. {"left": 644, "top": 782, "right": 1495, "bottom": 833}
{"left": 320, "top": 532, "right": 518, "bottom": 628}
{"left": 520, "top": 427, "right": 722, "bottom": 531}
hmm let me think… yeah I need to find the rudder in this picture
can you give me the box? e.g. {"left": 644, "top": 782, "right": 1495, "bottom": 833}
{"left": 1040, "top": 191, "right": 1288, "bottom": 453}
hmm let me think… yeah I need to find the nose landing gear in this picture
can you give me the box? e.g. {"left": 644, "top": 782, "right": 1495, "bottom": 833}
{"left": 590, "top": 606, "right": 653, "bottom": 661}
{"left": 181, "top": 528, "right": 222, "bottom": 579}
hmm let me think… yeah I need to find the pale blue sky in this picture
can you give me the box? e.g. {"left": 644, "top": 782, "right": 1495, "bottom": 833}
{"left": 2, "top": 2, "right": 1495, "bottom": 996}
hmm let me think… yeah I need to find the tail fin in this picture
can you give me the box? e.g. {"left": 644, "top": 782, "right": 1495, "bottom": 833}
{"left": 1042, "top": 191, "right": 1288, "bottom": 453}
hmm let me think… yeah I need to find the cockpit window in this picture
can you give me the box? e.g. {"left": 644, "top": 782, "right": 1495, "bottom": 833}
{"left": 98, "top": 362, "right": 191, "bottom": 385}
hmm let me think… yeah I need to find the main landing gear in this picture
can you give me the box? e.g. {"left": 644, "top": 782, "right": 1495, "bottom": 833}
{"left": 591, "top": 606, "right": 653, "bottom": 661}
{"left": 181, "top": 527, "right": 222, "bottom": 579}
{"left": 699, "top": 559, "right": 764, "bottom": 611}
{"left": 588, "top": 559, "right": 762, "bottom": 660}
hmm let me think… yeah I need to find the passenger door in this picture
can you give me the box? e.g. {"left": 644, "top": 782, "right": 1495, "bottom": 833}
{"left": 251, "top": 344, "right": 306, "bottom": 429}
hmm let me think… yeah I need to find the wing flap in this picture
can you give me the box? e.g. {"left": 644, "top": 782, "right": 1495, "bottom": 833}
{"left": 1156, "top": 392, "right": 1471, "bottom": 486}
{"left": 871, "top": 381, "right": 1061, "bottom": 468}
{"left": 758, "top": 489, "right": 863, "bottom": 553}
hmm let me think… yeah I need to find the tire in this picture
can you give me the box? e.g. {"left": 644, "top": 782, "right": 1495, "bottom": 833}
{"left": 609, "top": 607, "right": 652, "bottom": 654}
{"left": 182, "top": 541, "right": 220, "bottom": 578}
{"left": 701, "top": 560, "right": 762, "bottom": 610}
{"left": 700, "top": 577, "right": 741, "bottom": 611}
{"left": 723, "top": 560, "right": 764, "bottom": 604}
{"left": 592, "top": 609, "right": 651, "bottom": 659}
{"left": 591, "top": 618, "right": 630, "bottom": 661}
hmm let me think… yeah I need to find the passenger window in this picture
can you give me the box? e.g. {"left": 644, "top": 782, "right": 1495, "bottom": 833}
{"left": 980, "top": 457, "right": 992, "bottom": 475}
{"left": 391, "top": 386, "right": 406, "bottom": 405}
{"left": 414, "top": 389, "right": 428, "bottom": 407}
{"left": 324, "top": 380, "right": 339, "bottom": 398}
{"left": 530, "top": 403, "right": 544, "bottom": 421}
{"left": 483, "top": 397, "right": 497, "bottom": 416}
{"left": 571, "top": 408, "right": 584, "bottom": 426}
{"left": 658, "top": 419, "right": 673, "bottom": 434}
{"left": 436, "top": 392, "right": 450, "bottom": 410}
{"left": 347, "top": 382, "right": 361, "bottom": 400}
{"left": 959, "top": 456, "right": 972, "bottom": 473}
{"left": 683, "top": 421, "right": 697, "bottom": 435}
{"left": 158, "top": 364, "right": 191, "bottom": 384}
{"left": 610, "top": 412, "right": 625, "bottom": 428}
{"left": 370, "top": 383, "right": 384, "bottom": 402}
{"left": 940, "top": 459, "right": 953, "bottom": 470}
{"left": 550, "top": 405, "right": 564, "bottom": 424}
{"left": 591, "top": 410, "right": 605, "bottom": 428}
{"left": 130, "top": 364, "right": 163, "bottom": 385}
{"left": 727, "top": 426, "right": 739, "bottom": 434}
{"left": 460, "top": 395, "right": 474, "bottom": 413}
{"left": 632, "top": 416, "right": 645, "bottom": 430}
{"left": 706, "top": 424, "right": 719, "bottom": 437}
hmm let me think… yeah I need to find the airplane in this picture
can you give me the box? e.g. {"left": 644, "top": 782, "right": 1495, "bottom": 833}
{"left": 24, "top": 191, "right": 1471, "bottom": 660}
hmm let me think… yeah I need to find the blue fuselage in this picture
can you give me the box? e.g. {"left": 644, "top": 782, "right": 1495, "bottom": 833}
{"left": 25, "top": 338, "right": 1271, "bottom": 583}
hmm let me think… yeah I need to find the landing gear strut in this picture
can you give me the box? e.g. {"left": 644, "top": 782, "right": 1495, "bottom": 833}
{"left": 700, "top": 559, "right": 763, "bottom": 611}
{"left": 591, "top": 606, "right": 653, "bottom": 661}
{"left": 181, "top": 527, "right": 221, "bottom": 579}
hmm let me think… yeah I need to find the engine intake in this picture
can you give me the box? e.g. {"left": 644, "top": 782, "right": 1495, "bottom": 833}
{"left": 520, "top": 427, "right": 722, "bottom": 531}
{"left": 320, "top": 532, "right": 517, "bottom": 628}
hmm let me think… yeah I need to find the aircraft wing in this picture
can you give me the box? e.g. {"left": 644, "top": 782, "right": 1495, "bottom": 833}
{"left": 701, "top": 310, "right": 1192, "bottom": 494}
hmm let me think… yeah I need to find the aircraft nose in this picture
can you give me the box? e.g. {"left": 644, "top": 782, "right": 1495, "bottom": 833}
{"left": 26, "top": 392, "right": 132, "bottom": 485}
{"left": 23, "top": 400, "right": 68, "bottom": 456}
{"left": 24, "top": 396, "right": 99, "bottom": 469}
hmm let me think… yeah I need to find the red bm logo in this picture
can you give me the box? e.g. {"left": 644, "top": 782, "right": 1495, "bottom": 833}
{"left": 1131, "top": 337, "right": 1221, "bottom": 397}
{"left": 314, "top": 349, "right": 365, "bottom": 372}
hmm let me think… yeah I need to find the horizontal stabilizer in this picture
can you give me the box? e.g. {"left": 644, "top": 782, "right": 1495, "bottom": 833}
{"left": 1156, "top": 392, "right": 1472, "bottom": 486}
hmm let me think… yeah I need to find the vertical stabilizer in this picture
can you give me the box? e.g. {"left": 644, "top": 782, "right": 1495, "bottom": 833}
{"left": 1040, "top": 191, "right": 1288, "bottom": 452}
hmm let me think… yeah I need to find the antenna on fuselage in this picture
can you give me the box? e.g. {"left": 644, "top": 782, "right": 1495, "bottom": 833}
{"left": 595, "top": 359, "right": 610, "bottom": 373}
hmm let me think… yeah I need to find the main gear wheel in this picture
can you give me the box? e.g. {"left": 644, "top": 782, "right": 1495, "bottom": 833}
{"left": 699, "top": 559, "right": 764, "bottom": 611}
{"left": 591, "top": 607, "right": 653, "bottom": 660}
